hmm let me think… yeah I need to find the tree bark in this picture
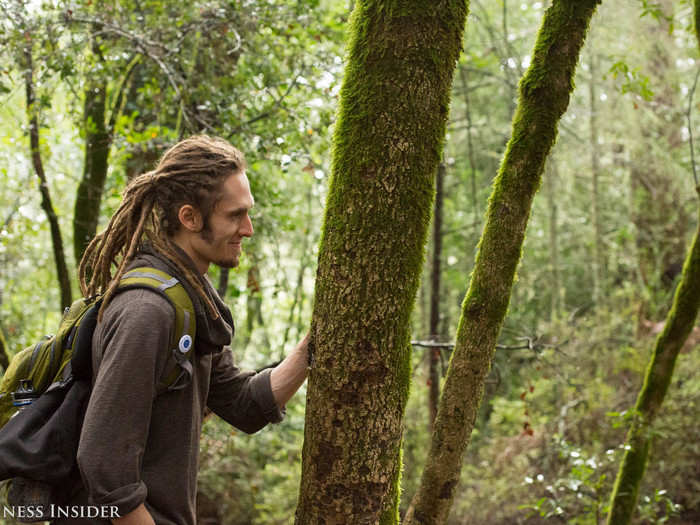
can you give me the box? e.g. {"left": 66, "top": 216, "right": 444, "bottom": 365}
{"left": 428, "top": 163, "right": 445, "bottom": 428}
{"left": 73, "top": 48, "right": 139, "bottom": 264}
{"left": 217, "top": 267, "right": 229, "bottom": 298}
{"left": 0, "top": 326, "right": 9, "bottom": 371}
{"left": 73, "top": 76, "right": 109, "bottom": 264}
{"left": 606, "top": 191, "right": 700, "bottom": 524}
{"left": 403, "top": 2, "right": 601, "bottom": 523}
{"left": 23, "top": 40, "right": 73, "bottom": 312}
{"left": 294, "top": 1, "right": 468, "bottom": 523}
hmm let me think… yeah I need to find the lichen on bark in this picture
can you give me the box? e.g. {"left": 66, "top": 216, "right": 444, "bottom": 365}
{"left": 294, "top": 1, "right": 468, "bottom": 523}
{"left": 403, "top": 1, "right": 601, "bottom": 523}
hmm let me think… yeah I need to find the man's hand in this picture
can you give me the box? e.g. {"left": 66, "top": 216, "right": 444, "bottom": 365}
{"left": 112, "top": 503, "right": 155, "bottom": 525}
{"left": 270, "top": 332, "right": 310, "bottom": 408}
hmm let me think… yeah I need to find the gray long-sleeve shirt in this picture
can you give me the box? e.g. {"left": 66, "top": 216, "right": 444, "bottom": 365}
{"left": 56, "top": 248, "right": 283, "bottom": 525}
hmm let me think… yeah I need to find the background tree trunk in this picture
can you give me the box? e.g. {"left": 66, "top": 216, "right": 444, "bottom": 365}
{"left": 403, "top": 2, "right": 601, "bottom": 523}
{"left": 24, "top": 40, "right": 72, "bottom": 312}
{"left": 74, "top": 46, "right": 139, "bottom": 264}
{"left": 0, "top": 326, "right": 9, "bottom": 371}
{"left": 589, "top": 43, "right": 604, "bottom": 304}
{"left": 295, "top": 1, "right": 468, "bottom": 523}
{"left": 217, "top": 267, "right": 229, "bottom": 298}
{"left": 546, "top": 155, "right": 562, "bottom": 321}
{"left": 73, "top": 75, "right": 109, "bottom": 264}
{"left": 458, "top": 67, "right": 479, "bottom": 226}
{"left": 428, "top": 163, "right": 445, "bottom": 428}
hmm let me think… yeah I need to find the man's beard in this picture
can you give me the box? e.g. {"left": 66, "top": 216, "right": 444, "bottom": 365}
{"left": 199, "top": 227, "right": 239, "bottom": 269}
{"left": 214, "top": 256, "right": 239, "bottom": 269}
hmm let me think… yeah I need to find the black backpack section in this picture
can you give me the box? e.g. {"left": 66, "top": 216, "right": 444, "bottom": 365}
{"left": 0, "top": 300, "right": 99, "bottom": 514}
{"left": 0, "top": 267, "right": 197, "bottom": 519}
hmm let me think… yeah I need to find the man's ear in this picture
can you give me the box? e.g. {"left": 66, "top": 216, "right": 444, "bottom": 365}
{"left": 177, "top": 204, "right": 203, "bottom": 232}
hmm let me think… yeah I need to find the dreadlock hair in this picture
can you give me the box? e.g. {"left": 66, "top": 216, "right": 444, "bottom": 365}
{"left": 79, "top": 135, "right": 247, "bottom": 320}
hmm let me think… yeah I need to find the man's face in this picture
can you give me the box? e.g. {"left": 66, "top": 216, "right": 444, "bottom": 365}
{"left": 190, "top": 172, "right": 254, "bottom": 269}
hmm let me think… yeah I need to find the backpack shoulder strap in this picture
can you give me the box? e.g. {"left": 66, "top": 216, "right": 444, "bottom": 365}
{"left": 118, "top": 267, "right": 197, "bottom": 393}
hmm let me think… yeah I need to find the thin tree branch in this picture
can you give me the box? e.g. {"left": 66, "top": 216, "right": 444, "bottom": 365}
{"left": 226, "top": 75, "right": 301, "bottom": 138}
{"left": 411, "top": 337, "right": 553, "bottom": 352}
{"left": 107, "top": 53, "right": 141, "bottom": 132}
{"left": 1, "top": 195, "right": 23, "bottom": 232}
{"left": 64, "top": 14, "right": 196, "bottom": 130}
{"left": 22, "top": 30, "right": 72, "bottom": 311}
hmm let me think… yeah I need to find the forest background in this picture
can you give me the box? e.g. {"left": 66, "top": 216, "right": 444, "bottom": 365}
{"left": 0, "top": 0, "right": 699, "bottom": 524}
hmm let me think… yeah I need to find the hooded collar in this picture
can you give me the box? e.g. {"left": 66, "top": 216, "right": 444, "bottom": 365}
{"left": 126, "top": 242, "right": 234, "bottom": 354}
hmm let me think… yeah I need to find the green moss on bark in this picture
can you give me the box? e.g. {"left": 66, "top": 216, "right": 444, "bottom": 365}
{"left": 403, "top": 2, "right": 601, "bottom": 524}
{"left": 295, "top": 1, "right": 468, "bottom": 523}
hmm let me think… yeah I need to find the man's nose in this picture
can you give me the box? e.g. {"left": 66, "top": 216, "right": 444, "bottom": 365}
{"left": 240, "top": 214, "right": 254, "bottom": 237}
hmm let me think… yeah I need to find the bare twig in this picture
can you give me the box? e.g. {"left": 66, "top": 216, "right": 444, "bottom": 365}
{"left": 226, "top": 75, "right": 301, "bottom": 137}
{"left": 65, "top": 15, "right": 197, "bottom": 129}
{"left": 410, "top": 338, "right": 552, "bottom": 352}
{"left": 1, "top": 195, "right": 23, "bottom": 232}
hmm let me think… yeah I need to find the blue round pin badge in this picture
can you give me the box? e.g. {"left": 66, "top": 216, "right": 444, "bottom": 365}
{"left": 179, "top": 335, "right": 193, "bottom": 353}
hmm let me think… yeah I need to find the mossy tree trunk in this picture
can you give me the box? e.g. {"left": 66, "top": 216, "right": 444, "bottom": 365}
{"left": 606, "top": 7, "right": 700, "bottom": 524}
{"left": 403, "top": 2, "right": 601, "bottom": 523}
{"left": 73, "top": 41, "right": 139, "bottom": 264}
{"left": 73, "top": 74, "right": 109, "bottom": 264}
{"left": 294, "top": 1, "right": 468, "bottom": 523}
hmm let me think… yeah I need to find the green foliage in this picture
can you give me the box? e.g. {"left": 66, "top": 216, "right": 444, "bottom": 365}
{"left": 608, "top": 61, "right": 655, "bottom": 101}
{"left": 637, "top": 0, "right": 673, "bottom": 25}
{"left": 197, "top": 394, "right": 307, "bottom": 525}
{"left": 520, "top": 439, "right": 681, "bottom": 524}
{"left": 416, "top": 295, "right": 700, "bottom": 524}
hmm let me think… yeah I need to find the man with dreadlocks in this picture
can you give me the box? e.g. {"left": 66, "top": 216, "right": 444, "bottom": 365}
{"left": 57, "top": 136, "right": 309, "bottom": 525}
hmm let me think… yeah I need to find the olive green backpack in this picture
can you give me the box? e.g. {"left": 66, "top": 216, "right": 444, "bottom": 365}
{"left": 0, "top": 266, "right": 197, "bottom": 427}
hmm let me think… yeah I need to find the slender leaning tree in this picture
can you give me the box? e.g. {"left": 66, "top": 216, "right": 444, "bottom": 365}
{"left": 605, "top": 4, "right": 700, "bottom": 523}
{"left": 295, "top": 1, "right": 468, "bottom": 523}
{"left": 404, "top": 1, "right": 601, "bottom": 523}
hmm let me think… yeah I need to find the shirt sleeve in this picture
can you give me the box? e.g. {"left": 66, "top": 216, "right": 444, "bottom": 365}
{"left": 76, "top": 289, "right": 174, "bottom": 516}
{"left": 207, "top": 347, "right": 285, "bottom": 434}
